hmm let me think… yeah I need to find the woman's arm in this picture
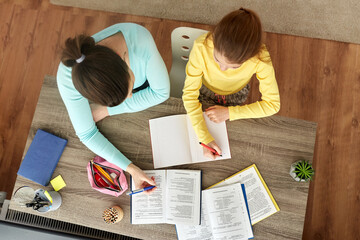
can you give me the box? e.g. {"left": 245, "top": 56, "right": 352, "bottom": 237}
{"left": 56, "top": 63, "right": 132, "bottom": 170}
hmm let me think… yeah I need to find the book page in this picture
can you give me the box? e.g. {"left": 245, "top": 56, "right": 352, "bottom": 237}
{"left": 131, "top": 170, "right": 167, "bottom": 224}
{"left": 212, "top": 165, "right": 279, "bottom": 224}
{"left": 149, "top": 115, "right": 192, "bottom": 168}
{"left": 165, "top": 170, "right": 201, "bottom": 225}
{"left": 187, "top": 114, "right": 231, "bottom": 163}
{"left": 203, "top": 183, "right": 253, "bottom": 240}
{"left": 176, "top": 191, "right": 213, "bottom": 240}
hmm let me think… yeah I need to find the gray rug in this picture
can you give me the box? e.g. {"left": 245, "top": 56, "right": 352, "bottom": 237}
{"left": 50, "top": 0, "right": 360, "bottom": 44}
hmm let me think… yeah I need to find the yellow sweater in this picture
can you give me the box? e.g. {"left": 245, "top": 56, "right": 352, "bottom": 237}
{"left": 182, "top": 34, "right": 280, "bottom": 144}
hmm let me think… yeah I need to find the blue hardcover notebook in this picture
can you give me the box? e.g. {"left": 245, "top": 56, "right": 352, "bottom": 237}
{"left": 17, "top": 129, "right": 67, "bottom": 186}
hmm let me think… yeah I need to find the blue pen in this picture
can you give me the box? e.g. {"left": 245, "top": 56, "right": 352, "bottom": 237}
{"left": 127, "top": 186, "right": 156, "bottom": 195}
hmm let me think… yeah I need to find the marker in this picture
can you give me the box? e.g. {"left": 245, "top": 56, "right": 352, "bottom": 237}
{"left": 44, "top": 191, "right": 53, "bottom": 203}
{"left": 199, "top": 142, "right": 222, "bottom": 156}
{"left": 127, "top": 186, "right": 156, "bottom": 196}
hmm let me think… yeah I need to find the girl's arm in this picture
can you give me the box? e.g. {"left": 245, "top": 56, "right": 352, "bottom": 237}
{"left": 182, "top": 42, "right": 214, "bottom": 145}
{"left": 228, "top": 53, "right": 280, "bottom": 120}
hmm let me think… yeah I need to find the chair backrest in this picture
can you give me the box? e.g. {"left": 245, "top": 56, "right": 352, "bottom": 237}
{"left": 169, "top": 27, "right": 209, "bottom": 98}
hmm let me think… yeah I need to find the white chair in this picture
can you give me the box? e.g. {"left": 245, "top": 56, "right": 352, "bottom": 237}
{"left": 169, "top": 27, "right": 209, "bottom": 98}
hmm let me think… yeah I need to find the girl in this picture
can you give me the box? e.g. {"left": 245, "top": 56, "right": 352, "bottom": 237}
{"left": 57, "top": 23, "right": 170, "bottom": 193}
{"left": 183, "top": 8, "right": 280, "bottom": 159}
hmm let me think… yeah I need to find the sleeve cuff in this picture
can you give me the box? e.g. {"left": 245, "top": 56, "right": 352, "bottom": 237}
{"left": 115, "top": 157, "right": 132, "bottom": 171}
{"left": 228, "top": 106, "right": 238, "bottom": 121}
{"left": 201, "top": 135, "right": 215, "bottom": 145}
{"left": 107, "top": 105, "right": 126, "bottom": 116}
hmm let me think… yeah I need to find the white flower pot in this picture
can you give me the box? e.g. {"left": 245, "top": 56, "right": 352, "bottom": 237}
{"left": 289, "top": 161, "right": 308, "bottom": 182}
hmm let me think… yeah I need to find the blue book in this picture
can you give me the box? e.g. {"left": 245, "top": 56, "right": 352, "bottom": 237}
{"left": 17, "top": 129, "right": 67, "bottom": 186}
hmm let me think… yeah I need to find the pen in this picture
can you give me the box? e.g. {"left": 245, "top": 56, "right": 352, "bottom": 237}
{"left": 126, "top": 186, "right": 156, "bottom": 195}
{"left": 199, "top": 142, "right": 222, "bottom": 156}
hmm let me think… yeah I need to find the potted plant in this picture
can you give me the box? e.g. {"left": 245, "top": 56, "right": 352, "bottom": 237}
{"left": 289, "top": 160, "right": 314, "bottom": 182}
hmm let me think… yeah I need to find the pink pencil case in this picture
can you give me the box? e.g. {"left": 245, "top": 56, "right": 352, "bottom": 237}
{"left": 87, "top": 156, "right": 128, "bottom": 197}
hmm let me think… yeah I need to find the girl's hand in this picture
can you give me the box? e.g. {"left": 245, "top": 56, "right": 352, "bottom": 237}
{"left": 90, "top": 103, "right": 109, "bottom": 122}
{"left": 202, "top": 141, "right": 222, "bottom": 160}
{"left": 205, "top": 105, "right": 229, "bottom": 123}
{"left": 126, "top": 163, "right": 157, "bottom": 195}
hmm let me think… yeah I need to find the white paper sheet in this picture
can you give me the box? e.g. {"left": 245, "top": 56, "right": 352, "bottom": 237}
{"left": 166, "top": 170, "right": 201, "bottom": 225}
{"left": 213, "top": 165, "right": 278, "bottom": 224}
{"left": 131, "top": 170, "right": 166, "bottom": 224}
{"left": 150, "top": 114, "right": 231, "bottom": 168}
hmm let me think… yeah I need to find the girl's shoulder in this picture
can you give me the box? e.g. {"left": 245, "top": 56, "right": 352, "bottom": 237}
{"left": 194, "top": 33, "right": 213, "bottom": 48}
{"left": 258, "top": 44, "right": 271, "bottom": 58}
{"left": 248, "top": 44, "right": 272, "bottom": 64}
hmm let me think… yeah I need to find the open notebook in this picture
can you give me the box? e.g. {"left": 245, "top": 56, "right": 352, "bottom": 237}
{"left": 149, "top": 114, "right": 231, "bottom": 168}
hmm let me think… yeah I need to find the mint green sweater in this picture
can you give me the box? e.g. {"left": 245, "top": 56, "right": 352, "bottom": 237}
{"left": 57, "top": 23, "right": 170, "bottom": 170}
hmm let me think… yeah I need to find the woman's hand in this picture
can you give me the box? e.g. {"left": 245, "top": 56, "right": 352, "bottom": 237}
{"left": 90, "top": 104, "right": 109, "bottom": 122}
{"left": 205, "top": 105, "right": 229, "bottom": 123}
{"left": 202, "top": 141, "right": 222, "bottom": 160}
{"left": 126, "top": 163, "right": 157, "bottom": 194}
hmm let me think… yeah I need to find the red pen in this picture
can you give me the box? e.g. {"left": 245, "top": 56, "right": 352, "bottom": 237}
{"left": 199, "top": 142, "right": 222, "bottom": 157}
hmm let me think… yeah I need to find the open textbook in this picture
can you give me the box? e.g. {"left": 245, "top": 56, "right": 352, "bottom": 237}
{"left": 130, "top": 169, "right": 201, "bottom": 225}
{"left": 176, "top": 183, "right": 254, "bottom": 240}
{"left": 149, "top": 114, "right": 231, "bottom": 169}
{"left": 209, "top": 164, "right": 280, "bottom": 224}
{"left": 176, "top": 164, "right": 279, "bottom": 240}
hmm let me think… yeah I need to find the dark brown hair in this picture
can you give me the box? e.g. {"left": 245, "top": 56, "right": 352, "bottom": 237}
{"left": 209, "top": 7, "right": 265, "bottom": 64}
{"left": 61, "top": 34, "right": 130, "bottom": 107}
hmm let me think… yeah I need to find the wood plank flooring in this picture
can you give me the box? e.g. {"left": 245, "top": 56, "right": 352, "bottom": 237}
{"left": 0, "top": 0, "right": 359, "bottom": 239}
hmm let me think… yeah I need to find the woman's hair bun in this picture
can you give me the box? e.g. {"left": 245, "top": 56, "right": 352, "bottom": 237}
{"left": 61, "top": 34, "right": 95, "bottom": 67}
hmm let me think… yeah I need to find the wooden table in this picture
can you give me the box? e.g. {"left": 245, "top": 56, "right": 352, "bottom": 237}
{"left": 9, "top": 75, "right": 317, "bottom": 240}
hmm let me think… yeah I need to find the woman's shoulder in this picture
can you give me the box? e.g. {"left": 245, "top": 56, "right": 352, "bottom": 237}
{"left": 119, "top": 23, "right": 151, "bottom": 37}
{"left": 57, "top": 62, "right": 72, "bottom": 84}
{"left": 92, "top": 23, "right": 152, "bottom": 43}
{"left": 56, "top": 62, "right": 79, "bottom": 96}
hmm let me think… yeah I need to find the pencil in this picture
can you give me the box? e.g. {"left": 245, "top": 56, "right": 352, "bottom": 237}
{"left": 92, "top": 160, "right": 115, "bottom": 185}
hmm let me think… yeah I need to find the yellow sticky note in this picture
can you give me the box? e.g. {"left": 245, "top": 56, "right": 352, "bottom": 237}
{"left": 50, "top": 175, "right": 66, "bottom": 191}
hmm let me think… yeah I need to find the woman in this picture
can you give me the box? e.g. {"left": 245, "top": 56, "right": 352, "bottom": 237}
{"left": 57, "top": 23, "right": 170, "bottom": 192}
{"left": 183, "top": 8, "right": 280, "bottom": 159}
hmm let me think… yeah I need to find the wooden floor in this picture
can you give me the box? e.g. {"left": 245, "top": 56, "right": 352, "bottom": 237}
{"left": 0, "top": 0, "right": 359, "bottom": 239}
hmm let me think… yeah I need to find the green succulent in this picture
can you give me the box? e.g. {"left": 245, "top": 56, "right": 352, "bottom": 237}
{"left": 294, "top": 160, "right": 314, "bottom": 181}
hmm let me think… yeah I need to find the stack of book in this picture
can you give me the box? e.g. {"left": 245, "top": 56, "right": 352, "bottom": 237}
{"left": 129, "top": 165, "right": 279, "bottom": 240}
{"left": 176, "top": 164, "right": 280, "bottom": 240}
